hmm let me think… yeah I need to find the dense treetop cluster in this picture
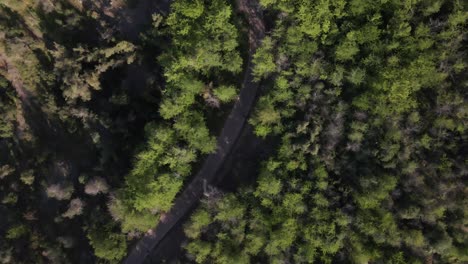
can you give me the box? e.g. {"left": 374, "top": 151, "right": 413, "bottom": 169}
{"left": 186, "top": 0, "right": 467, "bottom": 263}
{"left": 0, "top": 0, "right": 466, "bottom": 263}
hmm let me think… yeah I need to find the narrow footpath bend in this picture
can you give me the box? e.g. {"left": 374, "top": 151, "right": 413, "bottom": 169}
{"left": 123, "top": 1, "right": 265, "bottom": 263}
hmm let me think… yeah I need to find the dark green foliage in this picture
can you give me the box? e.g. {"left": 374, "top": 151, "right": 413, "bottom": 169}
{"left": 0, "top": 0, "right": 241, "bottom": 262}
{"left": 185, "top": 0, "right": 468, "bottom": 263}
{"left": 87, "top": 223, "right": 127, "bottom": 263}
{"left": 1, "top": 0, "right": 466, "bottom": 263}
{"left": 109, "top": 0, "right": 242, "bottom": 236}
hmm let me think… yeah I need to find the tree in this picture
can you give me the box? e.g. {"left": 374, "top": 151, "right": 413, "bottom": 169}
{"left": 252, "top": 37, "right": 276, "bottom": 80}
{"left": 87, "top": 225, "right": 127, "bottom": 263}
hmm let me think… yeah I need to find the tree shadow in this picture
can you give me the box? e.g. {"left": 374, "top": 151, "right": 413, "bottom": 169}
{"left": 36, "top": 0, "right": 100, "bottom": 49}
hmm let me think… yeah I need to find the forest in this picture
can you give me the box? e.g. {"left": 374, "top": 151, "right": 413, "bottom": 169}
{"left": 0, "top": 0, "right": 466, "bottom": 263}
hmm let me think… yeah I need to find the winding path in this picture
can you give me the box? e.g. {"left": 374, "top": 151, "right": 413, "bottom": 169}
{"left": 123, "top": 0, "right": 265, "bottom": 263}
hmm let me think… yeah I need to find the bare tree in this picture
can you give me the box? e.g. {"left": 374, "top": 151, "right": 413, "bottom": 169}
{"left": 84, "top": 177, "right": 109, "bottom": 196}
{"left": 62, "top": 198, "right": 85, "bottom": 219}
{"left": 46, "top": 184, "right": 73, "bottom": 200}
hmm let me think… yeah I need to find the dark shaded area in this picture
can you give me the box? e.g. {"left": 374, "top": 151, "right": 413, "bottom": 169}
{"left": 215, "top": 125, "right": 277, "bottom": 191}
{"left": 0, "top": 0, "right": 168, "bottom": 262}
{"left": 144, "top": 215, "right": 187, "bottom": 264}
{"left": 118, "top": 0, "right": 172, "bottom": 42}
{"left": 14, "top": 92, "right": 98, "bottom": 263}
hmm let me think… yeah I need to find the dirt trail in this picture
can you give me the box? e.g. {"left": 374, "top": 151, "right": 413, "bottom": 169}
{"left": 0, "top": 54, "right": 31, "bottom": 102}
{"left": 123, "top": 0, "right": 265, "bottom": 263}
{"left": 0, "top": 54, "right": 34, "bottom": 140}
